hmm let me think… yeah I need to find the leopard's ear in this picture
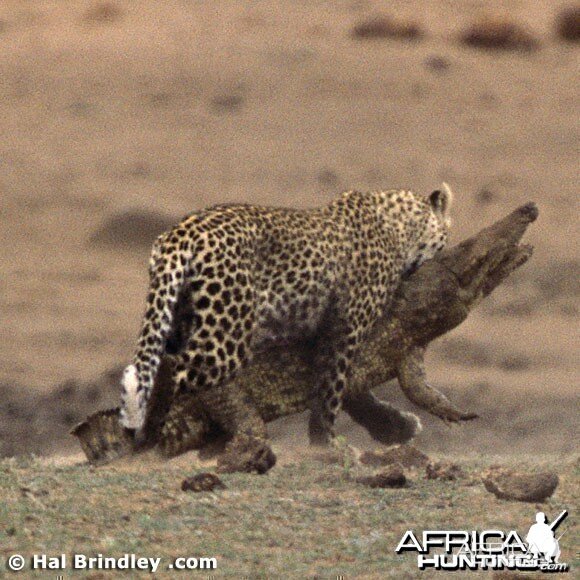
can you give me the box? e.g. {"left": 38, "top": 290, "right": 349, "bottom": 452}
{"left": 429, "top": 182, "right": 453, "bottom": 217}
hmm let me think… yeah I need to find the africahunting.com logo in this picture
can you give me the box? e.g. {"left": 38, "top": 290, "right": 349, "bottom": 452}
{"left": 396, "top": 510, "right": 570, "bottom": 573}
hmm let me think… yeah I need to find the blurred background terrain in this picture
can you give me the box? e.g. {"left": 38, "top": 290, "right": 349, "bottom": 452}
{"left": 0, "top": 0, "right": 577, "bottom": 459}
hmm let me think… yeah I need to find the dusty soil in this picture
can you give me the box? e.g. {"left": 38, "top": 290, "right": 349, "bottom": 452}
{"left": 0, "top": 1, "right": 577, "bottom": 460}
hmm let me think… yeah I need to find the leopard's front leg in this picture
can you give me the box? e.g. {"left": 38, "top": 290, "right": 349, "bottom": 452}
{"left": 308, "top": 328, "right": 358, "bottom": 446}
{"left": 308, "top": 268, "right": 389, "bottom": 447}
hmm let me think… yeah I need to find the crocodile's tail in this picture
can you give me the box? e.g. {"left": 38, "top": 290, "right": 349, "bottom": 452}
{"left": 120, "top": 235, "right": 190, "bottom": 432}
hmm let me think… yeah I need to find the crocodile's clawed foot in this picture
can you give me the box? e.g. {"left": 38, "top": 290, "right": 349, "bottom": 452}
{"left": 343, "top": 392, "right": 423, "bottom": 445}
{"left": 440, "top": 408, "right": 479, "bottom": 425}
{"left": 216, "top": 433, "right": 277, "bottom": 474}
{"left": 397, "top": 347, "right": 479, "bottom": 423}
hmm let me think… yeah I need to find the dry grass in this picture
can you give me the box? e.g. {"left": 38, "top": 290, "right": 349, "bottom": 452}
{"left": 0, "top": 453, "right": 577, "bottom": 577}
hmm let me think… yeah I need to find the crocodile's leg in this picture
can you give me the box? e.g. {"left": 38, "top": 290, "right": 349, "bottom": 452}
{"left": 191, "top": 376, "right": 276, "bottom": 474}
{"left": 196, "top": 378, "right": 267, "bottom": 440}
{"left": 343, "top": 391, "right": 422, "bottom": 445}
{"left": 396, "top": 346, "right": 479, "bottom": 423}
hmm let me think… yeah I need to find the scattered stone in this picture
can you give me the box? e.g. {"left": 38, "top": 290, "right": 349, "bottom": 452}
{"left": 460, "top": 18, "right": 539, "bottom": 52}
{"left": 360, "top": 445, "right": 430, "bottom": 469}
{"left": 351, "top": 15, "right": 423, "bottom": 41}
{"left": 181, "top": 473, "right": 226, "bottom": 493}
{"left": 217, "top": 434, "right": 276, "bottom": 474}
{"left": 356, "top": 465, "right": 407, "bottom": 488}
{"left": 426, "top": 461, "right": 465, "bottom": 481}
{"left": 556, "top": 7, "right": 580, "bottom": 42}
{"left": 89, "top": 209, "right": 176, "bottom": 250}
{"left": 482, "top": 467, "right": 559, "bottom": 502}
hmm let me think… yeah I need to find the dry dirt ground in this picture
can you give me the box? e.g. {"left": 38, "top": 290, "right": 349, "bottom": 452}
{"left": 0, "top": 0, "right": 577, "bottom": 575}
{"left": 0, "top": 0, "right": 577, "bottom": 457}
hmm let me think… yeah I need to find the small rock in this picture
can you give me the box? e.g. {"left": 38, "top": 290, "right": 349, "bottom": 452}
{"left": 360, "top": 445, "right": 430, "bottom": 469}
{"left": 356, "top": 466, "right": 407, "bottom": 488}
{"left": 351, "top": 15, "right": 423, "bottom": 41}
{"left": 460, "top": 18, "right": 539, "bottom": 52}
{"left": 426, "top": 461, "right": 465, "bottom": 481}
{"left": 181, "top": 473, "right": 226, "bottom": 493}
{"left": 482, "top": 467, "right": 558, "bottom": 502}
{"left": 217, "top": 434, "right": 276, "bottom": 474}
{"left": 556, "top": 7, "right": 580, "bottom": 42}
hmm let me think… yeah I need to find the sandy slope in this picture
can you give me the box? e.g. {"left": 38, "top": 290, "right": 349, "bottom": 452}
{"left": 0, "top": 1, "right": 577, "bottom": 458}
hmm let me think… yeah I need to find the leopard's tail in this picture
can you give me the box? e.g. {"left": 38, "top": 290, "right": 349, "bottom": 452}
{"left": 120, "top": 236, "right": 190, "bottom": 432}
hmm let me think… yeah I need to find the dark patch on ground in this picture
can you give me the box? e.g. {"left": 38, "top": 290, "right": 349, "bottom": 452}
{"left": 89, "top": 210, "right": 176, "bottom": 250}
{"left": 556, "top": 6, "right": 580, "bottom": 42}
{"left": 0, "top": 367, "right": 122, "bottom": 457}
{"left": 459, "top": 18, "right": 539, "bottom": 52}
{"left": 351, "top": 14, "right": 423, "bottom": 41}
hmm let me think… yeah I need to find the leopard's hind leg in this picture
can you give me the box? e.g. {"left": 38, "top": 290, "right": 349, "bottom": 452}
{"left": 169, "top": 266, "right": 275, "bottom": 472}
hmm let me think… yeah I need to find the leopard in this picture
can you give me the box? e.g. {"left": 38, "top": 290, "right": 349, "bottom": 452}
{"left": 119, "top": 184, "right": 453, "bottom": 447}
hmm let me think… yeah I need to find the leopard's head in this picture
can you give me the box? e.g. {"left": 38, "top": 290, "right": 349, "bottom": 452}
{"left": 403, "top": 183, "right": 453, "bottom": 276}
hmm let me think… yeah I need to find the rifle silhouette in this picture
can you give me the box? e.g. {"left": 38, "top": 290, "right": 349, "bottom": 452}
{"left": 549, "top": 510, "right": 568, "bottom": 533}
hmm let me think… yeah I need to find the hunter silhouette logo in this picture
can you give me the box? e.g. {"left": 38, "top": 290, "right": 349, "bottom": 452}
{"left": 526, "top": 510, "right": 567, "bottom": 564}
{"left": 395, "top": 509, "right": 570, "bottom": 572}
